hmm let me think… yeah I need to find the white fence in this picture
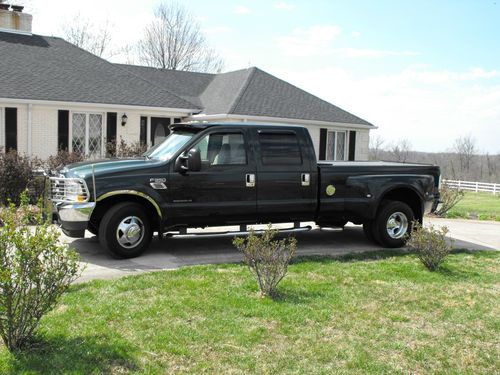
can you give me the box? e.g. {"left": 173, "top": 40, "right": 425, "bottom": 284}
{"left": 443, "top": 179, "right": 499, "bottom": 194}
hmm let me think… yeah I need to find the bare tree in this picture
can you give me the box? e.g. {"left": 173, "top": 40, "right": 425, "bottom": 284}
{"left": 138, "top": 2, "right": 224, "bottom": 72}
{"left": 62, "top": 15, "right": 114, "bottom": 58}
{"left": 369, "top": 135, "right": 385, "bottom": 160}
{"left": 389, "top": 139, "right": 412, "bottom": 162}
{"left": 453, "top": 135, "right": 476, "bottom": 173}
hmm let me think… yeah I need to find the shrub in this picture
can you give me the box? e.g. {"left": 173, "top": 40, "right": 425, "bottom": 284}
{"left": 0, "top": 149, "right": 34, "bottom": 206}
{"left": 406, "top": 222, "right": 452, "bottom": 271}
{"left": 435, "top": 184, "right": 464, "bottom": 217}
{"left": 233, "top": 225, "right": 297, "bottom": 297}
{"left": 107, "top": 138, "right": 148, "bottom": 158}
{"left": 0, "top": 193, "right": 81, "bottom": 351}
{"left": 45, "top": 150, "right": 84, "bottom": 172}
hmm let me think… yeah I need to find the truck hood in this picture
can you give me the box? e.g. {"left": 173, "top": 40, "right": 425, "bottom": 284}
{"left": 61, "top": 157, "right": 164, "bottom": 179}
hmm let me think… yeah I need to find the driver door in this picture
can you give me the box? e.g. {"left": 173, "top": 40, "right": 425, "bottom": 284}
{"left": 168, "top": 129, "right": 257, "bottom": 226}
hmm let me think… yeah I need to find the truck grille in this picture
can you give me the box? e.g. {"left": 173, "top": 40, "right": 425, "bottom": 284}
{"left": 49, "top": 177, "right": 90, "bottom": 202}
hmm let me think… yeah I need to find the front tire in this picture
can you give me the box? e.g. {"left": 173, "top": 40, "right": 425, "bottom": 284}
{"left": 99, "top": 202, "right": 152, "bottom": 258}
{"left": 373, "top": 200, "right": 414, "bottom": 248}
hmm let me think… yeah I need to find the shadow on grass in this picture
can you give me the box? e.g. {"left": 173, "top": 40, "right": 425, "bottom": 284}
{"left": 271, "top": 287, "right": 327, "bottom": 304}
{"left": 291, "top": 248, "right": 489, "bottom": 265}
{"left": 8, "top": 334, "right": 138, "bottom": 374}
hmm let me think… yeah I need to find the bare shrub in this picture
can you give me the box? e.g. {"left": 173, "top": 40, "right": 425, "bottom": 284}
{"left": 0, "top": 193, "right": 81, "bottom": 351}
{"left": 45, "top": 150, "right": 84, "bottom": 172}
{"left": 435, "top": 184, "right": 465, "bottom": 217}
{"left": 406, "top": 222, "right": 452, "bottom": 271}
{"left": 107, "top": 138, "right": 148, "bottom": 158}
{"left": 233, "top": 225, "right": 297, "bottom": 297}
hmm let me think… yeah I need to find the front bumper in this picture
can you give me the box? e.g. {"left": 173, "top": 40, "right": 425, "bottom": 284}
{"left": 54, "top": 201, "right": 95, "bottom": 238}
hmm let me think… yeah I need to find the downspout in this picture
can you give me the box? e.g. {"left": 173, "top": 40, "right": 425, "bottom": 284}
{"left": 27, "top": 103, "right": 32, "bottom": 157}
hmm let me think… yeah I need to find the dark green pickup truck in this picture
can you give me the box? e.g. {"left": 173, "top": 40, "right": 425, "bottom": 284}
{"left": 50, "top": 122, "right": 441, "bottom": 258}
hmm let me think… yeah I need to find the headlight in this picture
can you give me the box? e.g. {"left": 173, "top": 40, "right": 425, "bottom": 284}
{"left": 50, "top": 177, "right": 90, "bottom": 202}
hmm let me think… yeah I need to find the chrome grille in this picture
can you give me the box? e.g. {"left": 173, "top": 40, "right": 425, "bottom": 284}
{"left": 49, "top": 177, "right": 90, "bottom": 202}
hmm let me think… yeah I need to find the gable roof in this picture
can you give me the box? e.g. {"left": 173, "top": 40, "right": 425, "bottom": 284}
{"left": 0, "top": 31, "right": 373, "bottom": 126}
{"left": 0, "top": 31, "right": 198, "bottom": 110}
{"left": 119, "top": 65, "right": 373, "bottom": 126}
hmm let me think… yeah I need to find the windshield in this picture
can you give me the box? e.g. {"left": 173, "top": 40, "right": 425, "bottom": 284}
{"left": 144, "top": 131, "right": 194, "bottom": 161}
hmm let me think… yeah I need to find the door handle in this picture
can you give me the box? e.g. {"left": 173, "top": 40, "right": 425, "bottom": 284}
{"left": 246, "top": 174, "right": 255, "bottom": 187}
{"left": 301, "top": 173, "right": 310, "bottom": 186}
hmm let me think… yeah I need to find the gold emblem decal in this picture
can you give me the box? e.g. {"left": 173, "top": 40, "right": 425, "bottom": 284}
{"left": 326, "top": 185, "right": 336, "bottom": 196}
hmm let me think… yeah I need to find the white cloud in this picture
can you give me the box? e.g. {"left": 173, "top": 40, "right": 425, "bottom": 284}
{"left": 334, "top": 48, "right": 419, "bottom": 58}
{"left": 351, "top": 31, "right": 361, "bottom": 38}
{"left": 274, "top": 1, "right": 296, "bottom": 11}
{"left": 276, "top": 26, "right": 418, "bottom": 58}
{"left": 275, "top": 25, "right": 342, "bottom": 57}
{"left": 234, "top": 5, "right": 251, "bottom": 14}
{"left": 282, "top": 66, "right": 500, "bottom": 153}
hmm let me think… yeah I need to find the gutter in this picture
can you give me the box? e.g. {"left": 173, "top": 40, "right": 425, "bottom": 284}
{"left": 188, "top": 113, "right": 377, "bottom": 130}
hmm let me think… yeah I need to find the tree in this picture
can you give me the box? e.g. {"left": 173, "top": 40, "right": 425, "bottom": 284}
{"left": 453, "top": 135, "right": 476, "bottom": 174}
{"left": 62, "top": 15, "right": 114, "bottom": 58}
{"left": 138, "top": 2, "right": 224, "bottom": 72}
{"left": 390, "top": 139, "right": 412, "bottom": 162}
{"left": 369, "top": 135, "right": 385, "bottom": 160}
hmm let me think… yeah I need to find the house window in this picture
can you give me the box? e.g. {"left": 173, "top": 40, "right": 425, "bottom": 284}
{"left": 71, "top": 112, "right": 103, "bottom": 159}
{"left": 326, "top": 131, "right": 347, "bottom": 161}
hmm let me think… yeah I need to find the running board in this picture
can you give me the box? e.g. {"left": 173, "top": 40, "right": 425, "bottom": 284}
{"left": 165, "top": 224, "right": 312, "bottom": 239}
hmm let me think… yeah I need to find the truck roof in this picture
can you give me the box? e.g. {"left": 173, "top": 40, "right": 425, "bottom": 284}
{"left": 170, "top": 122, "right": 307, "bottom": 132}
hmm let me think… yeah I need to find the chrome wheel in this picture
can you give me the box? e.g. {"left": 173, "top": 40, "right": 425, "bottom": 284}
{"left": 386, "top": 212, "right": 408, "bottom": 239}
{"left": 116, "top": 216, "right": 145, "bottom": 249}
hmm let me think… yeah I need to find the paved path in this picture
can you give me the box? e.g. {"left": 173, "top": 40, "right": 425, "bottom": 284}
{"left": 61, "top": 219, "right": 500, "bottom": 283}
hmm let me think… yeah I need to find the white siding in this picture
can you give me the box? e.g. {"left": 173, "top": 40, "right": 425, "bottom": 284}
{"left": 355, "top": 129, "right": 370, "bottom": 161}
{"left": 0, "top": 100, "right": 188, "bottom": 159}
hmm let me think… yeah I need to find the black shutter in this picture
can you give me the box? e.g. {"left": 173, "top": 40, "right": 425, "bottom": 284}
{"left": 5, "top": 108, "right": 17, "bottom": 151}
{"left": 319, "top": 128, "right": 327, "bottom": 160}
{"left": 106, "top": 112, "right": 117, "bottom": 156}
{"left": 140, "top": 116, "right": 147, "bottom": 146}
{"left": 57, "top": 110, "right": 69, "bottom": 151}
{"left": 348, "top": 131, "right": 356, "bottom": 161}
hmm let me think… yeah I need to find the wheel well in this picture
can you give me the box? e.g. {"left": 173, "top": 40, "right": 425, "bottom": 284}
{"left": 380, "top": 188, "right": 423, "bottom": 222}
{"left": 90, "top": 195, "right": 161, "bottom": 231}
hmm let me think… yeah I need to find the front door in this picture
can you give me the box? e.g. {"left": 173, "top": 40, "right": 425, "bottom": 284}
{"left": 72, "top": 112, "right": 103, "bottom": 158}
{"left": 151, "top": 117, "right": 171, "bottom": 146}
{"left": 168, "top": 129, "right": 257, "bottom": 226}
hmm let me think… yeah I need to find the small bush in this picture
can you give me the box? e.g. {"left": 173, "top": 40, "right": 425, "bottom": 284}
{"left": 45, "top": 150, "right": 84, "bottom": 172}
{"left": 107, "top": 138, "right": 148, "bottom": 158}
{"left": 0, "top": 150, "right": 34, "bottom": 206}
{"left": 406, "top": 222, "right": 452, "bottom": 271}
{"left": 435, "top": 184, "right": 464, "bottom": 217}
{"left": 233, "top": 225, "right": 297, "bottom": 297}
{"left": 0, "top": 193, "right": 81, "bottom": 351}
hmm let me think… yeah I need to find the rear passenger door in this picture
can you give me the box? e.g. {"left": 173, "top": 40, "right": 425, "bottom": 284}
{"left": 253, "top": 128, "right": 316, "bottom": 222}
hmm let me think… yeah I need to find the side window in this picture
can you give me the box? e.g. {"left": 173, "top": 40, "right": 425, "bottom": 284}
{"left": 259, "top": 132, "right": 302, "bottom": 165}
{"left": 194, "top": 132, "right": 247, "bottom": 167}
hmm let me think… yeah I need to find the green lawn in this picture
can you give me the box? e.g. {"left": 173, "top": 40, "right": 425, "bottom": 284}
{"left": 0, "top": 251, "right": 499, "bottom": 374}
{"left": 447, "top": 191, "right": 500, "bottom": 221}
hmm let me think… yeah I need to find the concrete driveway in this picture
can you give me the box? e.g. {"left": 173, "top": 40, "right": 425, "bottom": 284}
{"left": 61, "top": 218, "right": 500, "bottom": 283}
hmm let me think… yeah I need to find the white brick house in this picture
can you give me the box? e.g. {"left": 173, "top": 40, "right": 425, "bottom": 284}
{"left": 0, "top": 8, "right": 374, "bottom": 161}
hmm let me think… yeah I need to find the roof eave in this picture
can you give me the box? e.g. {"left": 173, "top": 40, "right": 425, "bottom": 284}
{"left": 189, "top": 113, "right": 377, "bottom": 129}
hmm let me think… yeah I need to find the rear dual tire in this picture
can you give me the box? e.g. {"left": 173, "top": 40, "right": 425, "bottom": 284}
{"left": 364, "top": 200, "right": 414, "bottom": 248}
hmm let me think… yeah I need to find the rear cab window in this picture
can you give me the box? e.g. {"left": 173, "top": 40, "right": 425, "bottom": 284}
{"left": 258, "top": 132, "right": 303, "bottom": 165}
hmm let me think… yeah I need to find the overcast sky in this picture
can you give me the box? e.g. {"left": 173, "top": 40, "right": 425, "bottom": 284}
{"left": 18, "top": 0, "right": 500, "bottom": 153}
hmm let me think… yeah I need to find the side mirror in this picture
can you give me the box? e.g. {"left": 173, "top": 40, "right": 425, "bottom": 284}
{"left": 187, "top": 148, "right": 201, "bottom": 171}
{"left": 174, "top": 148, "right": 201, "bottom": 173}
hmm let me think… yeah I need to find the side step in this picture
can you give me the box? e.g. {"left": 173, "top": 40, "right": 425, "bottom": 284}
{"left": 165, "top": 223, "right": 312, "bottom": 239}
